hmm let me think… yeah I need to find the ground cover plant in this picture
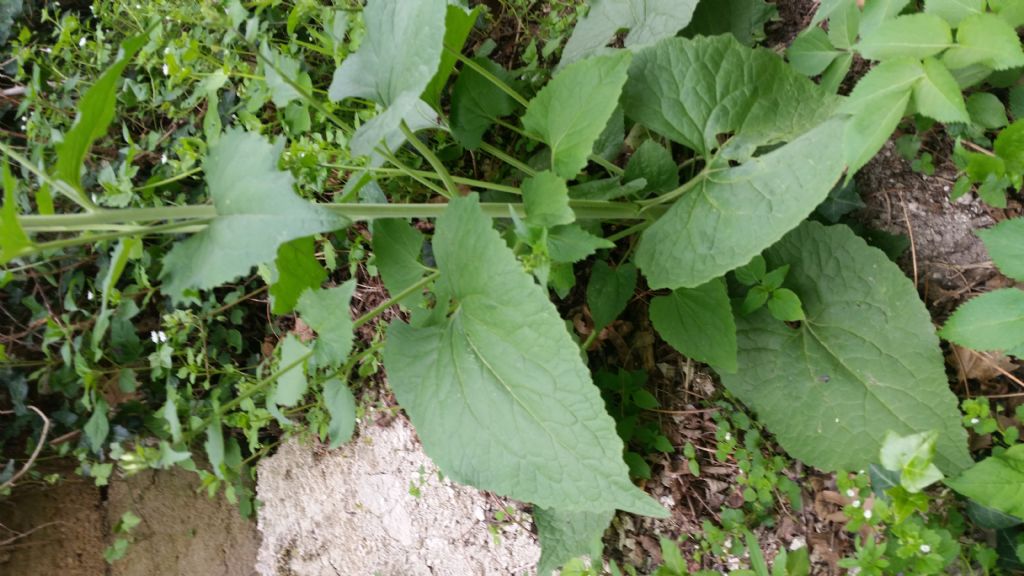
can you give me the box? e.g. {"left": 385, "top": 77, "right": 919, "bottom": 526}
{"left": 2, "top": 0, "right": 1024, "bottom": 573}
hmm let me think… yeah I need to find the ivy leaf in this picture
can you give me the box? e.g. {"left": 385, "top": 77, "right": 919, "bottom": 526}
{"left": 650, "top": 279, "right": 737, "bottom": 373}
{"left": 943, "top": 13, "right": 1024, "bottom": 71}
{"left": 450, "top": 57, "right": 517, "bottom": 149}
{"left": 586, "top": 261, "right": 637, "bottom": 331}
{"left": 423, "top": 4, "right": 481, "bottom": 109}
{"left": 371, "top": 219, "right": 428, "bottom": 296}
{"left": 327, "top": 0, "right": 446, "bottom": 156}
{"left": 788, "top": 28, "right": 841, "bottom": 76}
{"left": 523, "top": 171, "right": 574, "bottom": 228}
{"left": 856, "top": 13, "right": 952, "bottom": 61}
{"left": 323, "top": 378, "right": 356, "bottom": 448}
{"left": 56, "top": 34, "right": 145, "bottom": 196}
{"left": 295, "top": 281, "right": 356, "bottom": 369}
{"left": 160, "top": 130, "right": 347, "bottom": 301}
{"left": 623, "top": 140, "right": 679, "bottom": 195}
{"left": 0, "top": 160, "right": 30, "bottom": 264}
{"left": 546, "top": 224, "right": 614, "bottom": 263}
{"left": 535, "top": 508, "right": 614, "bottom": 576}
{"left": 913, "top": 57, "right": 970, "bottom": 123}
{"left": 383, "top": 195, "right": 665, "bottom": 516}
{"left": 947, "top": 445, "right": 1024, "bottom": 518}
{"left": 270, "top": 334, "right": 311, "bottom": 408}
{"left": 684, "top": 0, "right": 776, "bottom": 46}
{"left": 269, "top": 236, "right": 326, "bottom": 315}
{"left": 635, "top": 118, "right": 846, "bottom": 289}
{"left": 720, "top": 221, "right": 972, "bottom": 474}
{"left": 924, "top": 0, "right": 985, "bottom": 27}
{"left": 940, "top": 289, "right": 1024, "bottom": 353}
{"left": 623, "top": 35, "right": 838, "bottom": 158}
{"left": 560, "top": 0, "right": 699, "bottom": 66}
{"left": 522, "top": 51, "right": 632, "bottom": 179}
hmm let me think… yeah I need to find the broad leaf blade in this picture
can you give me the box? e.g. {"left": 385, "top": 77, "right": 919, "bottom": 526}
{"left": 323, "top": 378, "right": 356, "bottom": 448}
{"left": 535, "top": 508, "right": 615, "bottom": 576}
{"left": 947, "top": 445, "right": 1024, "bottom": 518}
{"left": 383, "top": 195, "right": 665, "bottom": 516}
{"left": 450, "top": 58, "right": 517, "bottom": 149}
{"left": 721, "top": 221, "right": 971, "bottom": 474}
{"left": 623, "top": 140, "right": 678, "bottom": 195}
{"left": 978, "top": 218, "right": 1024, "bottom": 282}
{"left": 924, "top": 0, "right": 984, "bottom": 26}
{"left": 269, "top": 236, "right": 327, "bottom": 315}
{"left": 523, "top": 171, "right": 574, "bottom": 228}
{"left": 271, "top": 334, "right": 311, "bottom": 408}
{"left": 788, "top": 28, "right": 841, "bottom": 76}
{"left": 522, "top": 51, "right": 632, "bottom": 179}
{"left": 913, "top": 57, "right": 970, "bottom": 123}
{"left": 423, "top": 4, "right": 481, "bottom": 109}
{"left": 0, "top": 161, "right": 30, "bottom": 264}
{"left": 560, "top": 0, "right": 699, "bottom": 66}
{"left": 943, "top": 13, "right": 1024, "bottom": 71}
{"left": 56, "top": 34, "right": 146, "bottom": 195}
{"left": 160, "top": 130, "right": 347, "bottom": 301}
{"left": 371, "top": 219, "right": 428, "bottom": 296}
{"left": 586, "top": 261, "right": 637, "bottom": 331}
{"left": 684, "top": 0, "right": 776, "bottom": 46}
{"left": 855, "top": 13, "right": 952, "bottom": 61}
{"left": 635, "top": 119, "right": 847, "bottom": 289}
{"left": 295, "top": 281, "right": 357, "bottom": 369}
{"left": 650, "top": 279, "right": 737, "bottom": 373}
{"left": 940, "top": 289, "right": 1024, "bottom": 352}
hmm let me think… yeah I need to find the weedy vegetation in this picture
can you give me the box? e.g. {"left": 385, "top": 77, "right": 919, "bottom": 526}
{"left": 3, "top": 0, "right": 1024, "bottom": 573}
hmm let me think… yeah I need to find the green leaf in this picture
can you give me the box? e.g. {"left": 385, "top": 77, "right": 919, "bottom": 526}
{"left": 161, "top": 384, "right": 182, "bottom": 444}
{"left": 323, "top": 378, "right": 356, "bottom": 448}
{"left": 327, "top": 0, "right": 446, "bottom": 156}
{"left": 560, "top": 0, "right": 699, "bottom": 66}
{"left": 821, "top": 52, "right": 854, "bottom": 93}
{"left": 720, "top": 221, "right": 971, "bottom": 474}
{"left": 270, "top": 334, "right": 311, "bottom": 408}
{"left": 815, "top": 181, "right": 865, "bottom": 223}
{"left": 295, "top": 281, "right": 356, "bottom": 369}
{"left": 623, "top": 35, "right": 838, "bottom": 158}
{"left": 827, "top": 0, "right": 861, "bottom": 49}
{"left": 994, "top": 0, "right": 1024, "bottom": 27}
{"left": 450, "top": 57, "right": 517, "bottom": 149}
{"left": 204, "top": 415, "right": 225, "bottom": 479}
{"left": 913, "top": 57, "right": 970, "bottom": 123}
{"left": 684, "top": 0, "right": 776, "bottom": 46}
{"left": 840, "top": 58, "right": 924, "bottom": 116}
{"left": 269, "top": 236, "right": 326, "bottom": 315}
{"left": 371, "top": 219, "right": 427, "bottom": 296}
{"left": 586, "top": 261, "right": 637, "bottom": 331}
{"left": 160, "top": 130, "right": 347, "bottom": 301}
{"left": 0, "top": 160, "right": 30, "bottom": 263}
{"left": 879, "top": 430, "right": 944, "bottom": 493}
{"left": 260, "top": 44, "right": 310, "bottom": 108}
{"left": 943, "top": 13, "right": 1024, "bottom": 71}
{"left": 844, "top": 81, "right": 912, "bottom": 176}
{"left": 569, "top": 176, "right": 647, "bottom": 201}
{"left": 767, "top": 288, "right": 805, "bottom": 321}
{"left": 995, "top": 120, "right": 1024, "bottom": 174}
{"left": 523, "top": 170, "right": 574, "bottom": 228}
{"left": 735, "top": 255, "right": 767, "bottom": 286}
{"left": 535, "top": 508, "right": 614, "bottom": 576}
{"left": 978, "top": 218, "right": 1024, "bottom": 282}
{"left": 788, "top": 28, "right": 841, "bottom": 76}
{"left": 383, "top": 195, "right": 665, "bottom": 516}
{"left": 523, "top": 51, "right": 632, "bottom": 179}
{"left": 856, "top": 13, "right": 952, "bottom": 61}
{"left": 635, "top": 118, "right": 846, "bottom": 289}
{"left": 947, "top": 445, "right": 1024, "bottom": 518}
{"left": 967, "top": 92, "right": 1009, "bottom": 129}
{"left": 84, "top": 398, "right": 109, "bottom": 453}
{"left": 941, "top": 289, "right": 1024, "bottom": 352}
{"left": 423, "top": 4, "right": 481, "bottom": 109}
{"left": 924, "top": 0, "right": 985, "bottom": 27}
{"left": 623, "top": 140, "right": 679, "bottom": 195}
{"left": 546, "top": 224, "right": 614, "bottom": 263}
{"left": 650, "top": 279, "right": 738, "bottom": 372}
{"left": 56, "top": 34, "right": 145, "bottom": 195}
{"left": 859, "top": 0, "right": 912, "bottom": 36}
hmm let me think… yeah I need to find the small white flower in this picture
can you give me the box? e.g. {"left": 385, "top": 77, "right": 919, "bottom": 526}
{"left": 863, "top": 509, "right": 873, "bottom": 519}
{"left": 158, "top": 331, "right": 168, "bottom": 343}
{"left": 789, "top": 536, "right": 807, "bottom": 551}
{"left": 86, "top": 290, "right": 94, "bottom": 301}
{"left": 160, "top": 153, "right": 168, "bottom": 164}
{"left": 970, "top": 417, "right": 980, "bottom": 425}
{"left": 835, "top": 417, "right": 840, "bottom": 423}
{"left": 846, "top": 488, "right": 856, "bottom": 498}
{"left": 919, "top": 544, "right": 931, "bottom": 554}
{"left": 150, "top": 331, "right": 159, "bottom": 343}
{"left": 724, "top": 432, "right": 732, "bottom": 441}
{"left": 162, "top": 63, "right": 170, "bottom": 76}
{"left": 135, "top": 4, "right": 141, "bottom": 8}
{"left": 851, "top": 499, "right": 861, "bottom": 508}
{"left": 79, "top": 37, "right": 86, "bottom": 47}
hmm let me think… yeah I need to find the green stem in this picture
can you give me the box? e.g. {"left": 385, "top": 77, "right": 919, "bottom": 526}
{"left": 447, "top": 47, "right": 530, "bottom": 108}
{"left": 12, "top": 219, "right": 211, "bottom": 260}
{"left": 400, "top": 122, "right": 457, "bottom": 199}
{"left": 352, "top": 270, "right": 440, "bottom": 329}
{"left": 589, "top": 153, "right": 624, "bottom": 177}
{"left": 0, "top": 142, "right": 97, "bottom": 212}
{"left": 322, "top": 164, "right": 521, "bottom": 195}
{"left": 638, "top": 172, "right": 707, "bottom": 211}
{"left": 134, "top": 167, "right": 203, "bottom": 191}
{"left": 479, "top": 142, "right": 537, "bottom": 177}
{"left": 604, "top": 220, "right": 651, "bottom": 243}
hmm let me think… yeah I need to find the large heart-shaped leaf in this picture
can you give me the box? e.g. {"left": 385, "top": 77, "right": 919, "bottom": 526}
{"left": 720, "top": 222, "right": 972, "bottom": 474}
{"left": 160, "top": 130, "right": 347, "bottom": 301}
{"left": 947, "top": 445, "right": 1024, "bottom": 518}
{"left": 383, "top": 195, "right": 665, "bottom": 517}
{"left": 559, "top": 0, "right": 699, "bottom": 66}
